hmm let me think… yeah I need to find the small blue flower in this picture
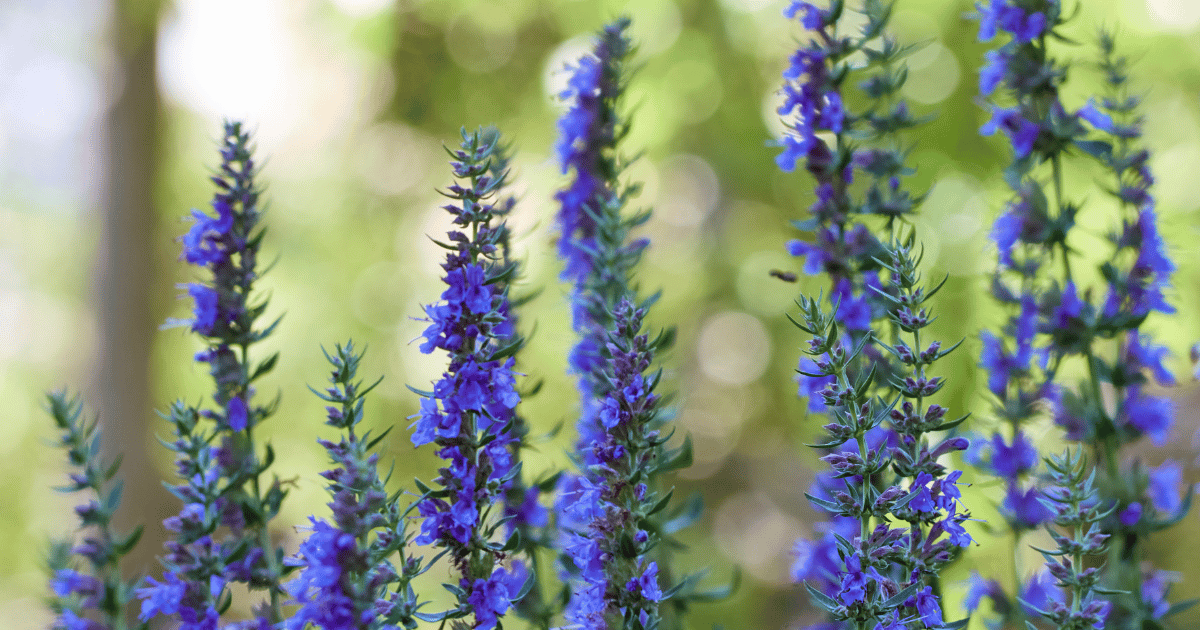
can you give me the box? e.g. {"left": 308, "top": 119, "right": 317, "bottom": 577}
{"left": 1147, "top": 461, "right": 1183, "bottom": 514}
{"left": 1123, "top": 388, "right": 1172, "bottom": 446}
{"left": 1019, "top": 570, "right": 1065, "bottom": 617}
{"left": 979, "top": 50, "right": 1007, "bottom": 95}
{"left": 913, "top": 585, "right": 943, "bottom": 627}
{"left": 990, "top": 432, "right": 1039, "bottom": 479}
{"left": 963, "top": 572, "right": 1005, "bottom": 612}
{"left": 981, "top": 106, "right": 1040, "bottom": 158}
{"left": 1079, "top": 100, "right": 1116, "bottom": 133}
{"left": 226, "top": 396, "right": 248, "bottom": 432}
{"left": 785, "top": 1, "right": 828, "bottom": 29}
{"left": 787, "top": 239, "right": 832, "bottom": 275}
{"left": 1050, "top": 281, "right": 1083, "bottom": 329}
{"left": 1001, "top": 482, "right": 1051, "bottom": 528}
{"left": 187, "top": 284, "right": 221, "bottom": 335}
{"left": 626, "top": 562, "right": 663, "bottom": 602}
{"left": 836, "top": 555, "right": 872, "bottom": 605}
{"left": 1119, "top": 502, "right": 1143, "bottom": 526}
{"left": 941, "top": 515, "right": 974, "bottom": 547}
{"left": 1141, "top": 570, "right": 1174, "bottom": 620}
{"left": 137, "top": 573, "right": 187, "bottom": 621}
{"left": 977, "top": 0, "right": 1047, "bottom": 43}
{"left": 466, "top": 569, "right": 513, "bottom": 630}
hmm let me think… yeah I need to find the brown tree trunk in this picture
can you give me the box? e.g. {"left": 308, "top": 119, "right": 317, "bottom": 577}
{"left": 94, "top": 0, "right": 167, "bottom": 606}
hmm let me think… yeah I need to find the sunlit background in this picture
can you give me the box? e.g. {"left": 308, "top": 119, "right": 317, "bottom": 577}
{"left": 3, "top": 0, "right": 1200, "bottom": 627}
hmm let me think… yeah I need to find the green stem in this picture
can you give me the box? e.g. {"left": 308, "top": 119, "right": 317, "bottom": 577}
{"left": 242, "top": 339, "right": 284, "bottom": 623}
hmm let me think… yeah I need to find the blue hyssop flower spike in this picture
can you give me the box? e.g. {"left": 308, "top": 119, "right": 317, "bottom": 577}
{"left": 790, "top": 275, "right": 970, "bottom": 630}
{"left": 776, "top": 3, "right": 969, "bottom": 628}
{"left": 553, "top": 17, "right": 649, "bottom": 457}
{"left": 553, "top": 17, "right": 722, "bottom": 630}
{"left": 1049, "top": 30, "right": 1190, "bottom": 628}
{"left": 45, "top": 392, "right": 145, "bottom": 630}
{"left": 285, "top": 342, "right": 433, "bottom": 630}
{"left": 408, "top": 127, "right": 529, "bottom": 630}
{"left": 138, "top": 121, "right": 289, "bottom": 629}
{"left": 1031, "top": 451, "right": 1112, "bottom": 630}
{"left": 970, "top": 8, "right": 1191, "bottom": 628}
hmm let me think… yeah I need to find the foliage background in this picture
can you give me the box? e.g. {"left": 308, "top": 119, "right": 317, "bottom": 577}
{"left": 3, "top": 0, "right": 1200, "bottom": 627}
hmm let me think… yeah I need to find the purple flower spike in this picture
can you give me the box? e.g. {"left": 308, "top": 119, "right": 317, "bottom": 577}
{"left": 409, "top": 128, "right": 526, "bottom": 629}
{"left": 146, "top": 122, "right": 289, "bottom": 628}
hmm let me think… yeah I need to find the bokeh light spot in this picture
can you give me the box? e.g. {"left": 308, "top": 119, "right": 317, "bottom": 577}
{"left": 696, "top": 311, "right": 772, "bottom": 385}
{"left": 902, "top": 42, "right": 960, "bottom": 105}
{"left": 1146, "top": 0, "right": 1200, "bottom": 31}
{"left": 655, "top": 154, "right": 719, "bottom": 227}
{"left": 445, "top": 8, "right": 517, "bottom": 74}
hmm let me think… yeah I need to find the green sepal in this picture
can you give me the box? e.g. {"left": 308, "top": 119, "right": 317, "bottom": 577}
{"left": 804, "top": 581, "right": 841, "bottom": 614}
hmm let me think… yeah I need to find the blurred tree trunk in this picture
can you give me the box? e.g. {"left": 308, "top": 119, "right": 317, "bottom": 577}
{"left": 95, "top": 0, "right": 167, "bottom": 602}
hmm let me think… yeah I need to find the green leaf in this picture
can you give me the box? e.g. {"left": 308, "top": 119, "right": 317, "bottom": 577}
{"left": 366, "top": 426, "right": 394, "bottom": 451}
{"left": 1165, "top": 597, "right": 1200, "bottom": 618}
{"left": 405, "top": 384, "right": 434, "bottom": 398}
{"left": 1075, "top": 139, "right": 1113, "bottom": 161}
{"left": 804, "top": 581, "right": 841, "bottom": 613}
{"left": 650, "top": 326, "right": 676, "bottom": 353}
{"left": 930, "top": 413, "right": 971, "bottom": 432}
{"left": 804, "top": 492, "right": 842, "bottom": 513}
{"left": 104, "top": 479, "right": 125, "bottom": 514}
{"left": 485, "top": 336, "right": 524, "bottom": 363}
{"left": 1149, "top": 482, "right": 1195, "bottom": 532}
{"left": 684, "top": 568, "right": 741, "bottom": 603}
{"left": 510, "top": 570, "right": 536, "bottom": 603}
{"left": 890, "top": 486, "right": 924, "bottom": 511}
{"left": 114, "top": 525, "right": 144, "bottom": 555}
{"left": 803, "top": 437, "right": 850, "bottom": 449}
{"left": 647, "top": 488, "right": 674, "bottom": 516}
{"left": 412, "top": 611, "right": 451, "bottom": 623}
{"left": 881, "top": 581, "right": 920, "bottom": 609}
{"left": 934, "top": 338, "right": 965, "bottom": 361}
{"left": 249, "top": 352, "right": 280, "bottom": 383}
{"left": 663, "top": 493, "right": 704, "bottom": 534}
{"left": 500, "top": 529, "right": 521, "bottom": 552}
{"left": 658, "top": 435, "right": 693, "bottom": 473}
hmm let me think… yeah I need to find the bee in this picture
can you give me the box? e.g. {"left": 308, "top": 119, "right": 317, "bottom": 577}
{"left": 769, "top": 269, "right": 798, "bottom": 283}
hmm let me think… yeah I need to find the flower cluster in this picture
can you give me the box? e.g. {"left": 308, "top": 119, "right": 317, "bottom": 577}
{"left": 970, "top": 6, "right": 1190, "bottom": 628}
{"left": 791, "top": 287, "right": 969, "bottom": 630}
{"left": 1028, "top": 450, "right": 1113, "bottom": 630}
{"left": 553, "top": 17, "right": 650, "bottom": 456}
{"left": 1062, "top": 31, "right": 1188, "bottom": 628}
{"left": 553, "top": 18, "right": 723, "bottom": 630}
{"left": 286, "top": 342, "right": 432, "bottom": 630}
{"left": 408, "top": 127, "right": 527, "bottom": 630}
{"left": 777, "top": 3, "right": 971, "bottom": 628}
{"left": 45, "top": 392, "right": 144, "bottom": 630}
{"left": 967, "top": 5, "right": 1083, "bottom": 622}
{"left": 775, "top": 0, "right": 921, "bottom": 413}
{"left": 138, "top": 121, "right": 290, "bottom": 629}
{"left": 558, "top": 298, "right": 682, "bottom": 630}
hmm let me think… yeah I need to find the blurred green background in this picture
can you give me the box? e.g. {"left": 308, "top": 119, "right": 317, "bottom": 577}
{"left": 3, "top": 0, "right": 1200, "bottom": 627}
